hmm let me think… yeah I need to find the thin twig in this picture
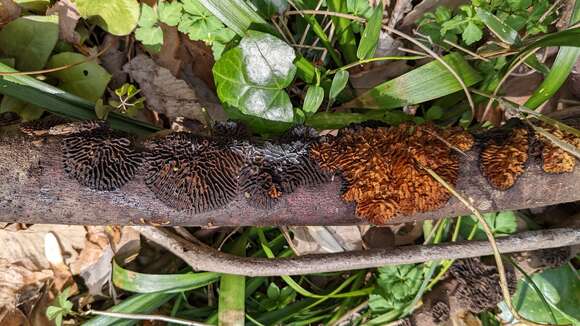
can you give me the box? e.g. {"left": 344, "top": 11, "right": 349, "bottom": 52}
{"left": 285, "top": 10, "right": 365, "bottom": 22}
{"left": 85, "top": 310, "right": 210, "bottom": 326}
{"left": 135, "top": 226, "right": 580, "bottom": 277}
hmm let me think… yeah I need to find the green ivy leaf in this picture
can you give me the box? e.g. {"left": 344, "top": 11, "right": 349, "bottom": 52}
{"left": 158, "top": 0, "right": 183, "bottom": 27}
{"left": 76, "top": 0, "right": 140, "bottom": 36}
{"left": 46, "top": 52, "right": 112, "bottom": 102}
{"left": 0, "top": 15, "right": 59, "bottom": 71}
{"left": 513, "top": 265, "right": 579, "bottom": 324}
{"left": 462, "top": 21, "right": 483, "bottom": 45}
{"left": 302, "top": 85, "right": 324, "bottom": 115}
{"left": 213, "top": 31, "right": 296, "bottom": 122}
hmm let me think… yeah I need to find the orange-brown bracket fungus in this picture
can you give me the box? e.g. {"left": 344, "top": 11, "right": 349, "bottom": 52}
{"left": 536, "top": 122, "right": 580, "bottom": 174}
{"left": 310, "top": 124, "right": 473, "bottom": 224}
{"left": 144, "top": 132, "right": 244, "bottom": 213}
{"left": 480, "top": 127, "right": 529, "bottom": 190}
{"left": 61, "top": 125, "right": 143, "bottom": 191}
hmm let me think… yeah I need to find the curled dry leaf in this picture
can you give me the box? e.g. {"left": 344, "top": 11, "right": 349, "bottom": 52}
{"left": 0, "top": 0, "right": 20, "bottom": 27}
{"left": 124, "top": 54, "right": 225, "bottom": 124}
{"left": 46, "top": 0, "right": 80, "bottom": 43}
{"left": 289, "top": 226, "right": 366, "bottom": 255}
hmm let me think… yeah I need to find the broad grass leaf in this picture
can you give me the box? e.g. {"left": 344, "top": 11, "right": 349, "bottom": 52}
{"left": 46, "top": 52, "right": 111, "bottom": 102}
{"left": 213, "top": 31, "right": 296, "bottom": 122}
{"left": 476, "top": 8, "right": 519, "bottom": 45}
{"left": 343, "top": 52, "right": 481, "bottom": 109}
{"left": 356, "top": 3, "right": 383, "bottom": 60}
{"left": 75, "top": 0, "right": 139, "bottom": 36}
{"left": 0, "top": 15, "right": 58, "bottom": 71}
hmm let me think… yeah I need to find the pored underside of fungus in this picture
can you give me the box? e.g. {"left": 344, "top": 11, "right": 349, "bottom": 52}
{"left": 309, "top": 123, "right": 474, "bottom": 224}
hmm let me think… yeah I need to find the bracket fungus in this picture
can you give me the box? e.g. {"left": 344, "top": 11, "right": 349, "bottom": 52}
{"left": 62, "top": 129, "right": 143, "bottom": 191}
{"left": 536, "top": 122, "right": 580, "bottom": 174}
{"left": 449, "top": 258, "right": 516, "bottom": 314}
{"left": 310, "top": 124, "right": 473, "bottom": 224}
{"left": 144, "top": 132, "right": 245, "bottom": 213}
{"left": 480, "top": 127, "right": 529, "bottom": 190}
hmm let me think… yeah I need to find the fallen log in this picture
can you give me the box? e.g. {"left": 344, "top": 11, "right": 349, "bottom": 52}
{"left": 0, "top": 128, "right": 579, "bottom": 226}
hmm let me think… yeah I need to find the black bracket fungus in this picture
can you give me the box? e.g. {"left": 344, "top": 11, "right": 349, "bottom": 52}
{"left": 144, "top": 132, "right": 245, "bottom": 213}
{"left": 60, "top": 122, "right": 143, "bottom": 191}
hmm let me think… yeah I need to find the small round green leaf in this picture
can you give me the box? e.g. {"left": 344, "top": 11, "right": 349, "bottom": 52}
{"left": 329, "top": 70, "right": 349, "bottom": 100}
{"left": 302, "top": 85, "right": 324, "bottom": 114}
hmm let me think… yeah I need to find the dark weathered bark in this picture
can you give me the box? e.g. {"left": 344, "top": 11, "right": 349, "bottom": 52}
{"left": 0, "top": 130, "right": 579, "bottom": 226}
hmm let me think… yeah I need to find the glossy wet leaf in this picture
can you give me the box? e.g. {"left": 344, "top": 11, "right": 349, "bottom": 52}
{"left": 329, "top": 70, "right": 349, "bottom": 101}
{"left": 343, "top": 52, "right": 481, "bottom": 109}
{"left": 75, "top": 0, "right": 140, "bottom": 36}
{"left": 302, "top": 85, "right": 324, "bottom": 114}
{"left": 476, "top": 8, "right": 519, "bottom": 45}
{"left": 46, "top": 52, "right": 111, "bottom": 102}
{"left": 0, "top": 15, "right": 59, "bottom": 71}
{"left": 357, "top": 3, "right": 383, "bottom": 60}
{"left": 513, "top": 265, "right": 580, "bottom": 324}
{"left": 213, "top": 31, "right": 296, "bottom": 122}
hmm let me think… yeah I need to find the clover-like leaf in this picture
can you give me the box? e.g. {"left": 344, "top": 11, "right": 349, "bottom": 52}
{"left": 213, "top": 31, "right": 296, "bottom": 122}
{"left": 158, "top": 0, "right": 182, "bottom": 26}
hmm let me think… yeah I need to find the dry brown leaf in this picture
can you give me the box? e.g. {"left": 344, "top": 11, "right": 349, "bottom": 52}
{"left": 100, "top": 36, "right": 128, "bottom": 89}
{"left": 387, "top": 0, "right": 413, "bottom": 29}
{"left": 155, "top": 24, "right": 182, "bottom": 77}
{"left": 46, "top": 0, "right": 80, "bottom": 44}
{"left": 0, "top": 0, "right": 20, "bottom": 28}
{"left": 0, "top": 225, "right": 86, "bottom": 270}
{"left": 289, "top": 226, "right": 366, "bottom": 255}
{"left": 0, "top": 259, "right": 53, "bottom": 323}
{"left": 124, "top": 54, "right": 226, "bottom": 124}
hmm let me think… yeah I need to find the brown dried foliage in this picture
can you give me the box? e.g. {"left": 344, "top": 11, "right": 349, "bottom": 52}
{"left": 310, "top": 124, "right": 472, "bottom": 224}
{"left": 536, "top": 123, "right": 580, "bottom": 174}
{"left": 480, "top": 128, "right": 529, "bottom": 190}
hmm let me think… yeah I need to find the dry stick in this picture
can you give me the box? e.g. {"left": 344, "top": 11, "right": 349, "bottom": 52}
{"left": 85, "top": 310, "right": 210, "bottom": 326}
{"left": 422, "top": 167, "right": 544, "bottom": 326}
{"left": 134, "top": 226, "right": 580, "bottom": 277}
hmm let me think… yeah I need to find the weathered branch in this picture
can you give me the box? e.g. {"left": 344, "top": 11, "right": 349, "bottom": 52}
{"left": 0, "top": 130, "right": 579, "bottom": 226}
{"left": 135, "top": 227, "right": 580, "bottom": 276}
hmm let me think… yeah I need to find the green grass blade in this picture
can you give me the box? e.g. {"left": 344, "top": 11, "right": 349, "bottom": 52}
{"left": 357, "top": 4, "right": 383, "bottom": 60}
{"left": 524, "top": 0, "right": 580, "bottom": 109}
{"left": 0, "top": 63, "right": 159, "bottom": 135}
{"left": 475, "top": 8, "right": 520, "bottom": 45}
{"left": 343, "top": 52, "right": 481, "bottom": 109}
{"left": 218, "top": 232, "right": 248, "bottom": 326}
{"left": 196, "top": 0, "right": 272, "bottom": 35}
{"left": 327, "top": 0, "right": 358, "bottom": 63}
{"left": 83, "top": 292, "right": 176, "bottom": 326}
{"left": 112, "top": 260, "right": 219, "bottom": 293}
